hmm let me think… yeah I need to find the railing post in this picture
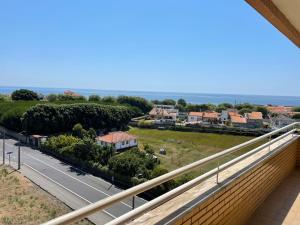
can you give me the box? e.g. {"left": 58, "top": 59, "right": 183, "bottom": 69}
{"left": 2, "top": 130, "right": 5, "bottom": 165}
{"left": 18, "top": 136, "right": 21, "bottom": 170}
{"left": 216, "top": 160, "right": 220, "bottom": 184}
{"left": 268, "top": 134, "right": 272, "bottom": 152}
{"left": 132, "top": 196, "right": 135, "bottom": 210}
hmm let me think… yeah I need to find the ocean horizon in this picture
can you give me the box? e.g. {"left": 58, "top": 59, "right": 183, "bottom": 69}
{"left": 1, "top": 86, "right": 300, "bottom": 106}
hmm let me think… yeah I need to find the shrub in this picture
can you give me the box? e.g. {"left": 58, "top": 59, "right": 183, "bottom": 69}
{"left": 46, "top": 94, "right": 57, "bottom": 102}
{"left": 11, "top": 89, "right": 39, "bottom": 101}
{"left": 108, "top": 148, "right": 157, "bottom": 178}
{"left": 42, "top": 135, "right": 80, "bottom": 154}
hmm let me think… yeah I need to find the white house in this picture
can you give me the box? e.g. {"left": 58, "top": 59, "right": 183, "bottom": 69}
{"left": 96, "top": 131, "right": 138, "bottom": 151}
{"left": 187, "top": 112, "right": 203, "bottom": 123}
{"left": 221, "top": 110, "right": 229, "bottom": 123}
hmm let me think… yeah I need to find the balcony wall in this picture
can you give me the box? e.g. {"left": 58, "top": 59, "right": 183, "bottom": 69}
{"left": 130, "top": 135, "right": 300, "bottom": 225}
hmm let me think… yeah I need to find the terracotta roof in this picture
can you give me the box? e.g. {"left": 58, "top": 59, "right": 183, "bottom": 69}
{"left": 188, "top": 112, "right": 203, "bottom": 117}
{"left": 64, "top": 90, "right": 81, "bottom": 97}
{"left": 246, "top": 112, "right": 263, "bottom": 120}
{"left": 97, "top": 132, "right": 137, "bottom": 144}
{"left": 203, "top": 112, "right": 220, "bottom": 119}
{"left": 228, "top": 111, "right": 240, "bottom": 117}
{"left": 231, "top": 115, "right": 247, "bottom": 124}
{"left": 267, "top": 106, "right": 292, "bottom": 114}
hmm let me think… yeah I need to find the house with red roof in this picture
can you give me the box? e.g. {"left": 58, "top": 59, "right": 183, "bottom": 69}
{"left": 96, "top": 131, "right": 138, "bottom": 151}
{"left": 245, "top": 112, "right": 263, "bottom": 128}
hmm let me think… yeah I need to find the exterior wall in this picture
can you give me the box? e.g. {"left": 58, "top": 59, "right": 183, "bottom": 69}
{"left": 188, "top": 115, "right": 202, "bottom": 123}
{"left": 172, "top": 139, "right": 299, "bottom": 225}
{"left": 115, "top": 139, "right": 137, "bottom": 151}
{"left": 97, "top": 139, "right": 138, "bottom": 151}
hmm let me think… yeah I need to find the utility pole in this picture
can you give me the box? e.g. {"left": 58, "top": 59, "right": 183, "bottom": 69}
{"left": 18, "top": 136, "right": 21, "bottom": 170}
{"left": 2, "top": 130, "right": 5, "bottom": 165}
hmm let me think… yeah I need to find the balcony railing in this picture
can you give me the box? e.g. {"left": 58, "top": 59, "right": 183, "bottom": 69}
{"left": 42, "top": 122, "right": 299, "bottom": 225}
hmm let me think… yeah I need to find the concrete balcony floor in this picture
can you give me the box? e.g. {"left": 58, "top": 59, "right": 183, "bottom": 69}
{"left": 247, "top": 169, "right": 300, "bottom": 225}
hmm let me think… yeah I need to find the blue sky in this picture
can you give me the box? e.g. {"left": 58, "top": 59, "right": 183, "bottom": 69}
{"left": 0, "top": 1, "right": 299, "bottom": 96}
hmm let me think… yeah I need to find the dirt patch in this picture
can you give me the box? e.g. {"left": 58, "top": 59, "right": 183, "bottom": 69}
{"left": 0, "top": 166, "right": 91, "bottom": 225}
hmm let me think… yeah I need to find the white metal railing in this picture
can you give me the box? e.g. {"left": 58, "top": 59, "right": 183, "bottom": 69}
{"left": 42, "top": 122, "right": 299, "bottom": 225}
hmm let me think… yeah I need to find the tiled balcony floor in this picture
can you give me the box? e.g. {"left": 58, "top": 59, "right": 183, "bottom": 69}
{"left": 247, "top": 169, "right": 300, "bottom": 225}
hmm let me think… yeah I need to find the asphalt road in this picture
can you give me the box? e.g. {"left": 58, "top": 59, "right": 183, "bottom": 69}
{"left": 0, "top": 137, "right": 147, "bottom": 225}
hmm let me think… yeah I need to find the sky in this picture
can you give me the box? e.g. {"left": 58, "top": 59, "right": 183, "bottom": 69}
{"left": 0, "top": 1, "right": 299, "bottom": 96}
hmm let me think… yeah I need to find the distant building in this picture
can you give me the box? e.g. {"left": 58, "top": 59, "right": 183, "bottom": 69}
{"left": 202, "top": 112, "right": 220, "bottom": 124}
{"left": 187, "top": 112, "right": 203, "bottom": 123}
{"left": 96, "top": 131, "right": 138, "bottom": 151}
{"left": 270, "top": 115, "right": 295, "bottom": 129}
{"left": 149, "top": 107, "right": 178, "bottom": 123}
{"left": 245, "top": 112, "right": 263, "bottom": 128}
{"left": 267, "top": 106, "right": 293, "bottom": 116}
{"left": 64, "top": 90, "right": 81, "bottom": 97}
{"left": 220, "top": 110, "right": 229, "bottom": 124}
{"left": 228, "top": 111, "right": 247, "bottom": 128}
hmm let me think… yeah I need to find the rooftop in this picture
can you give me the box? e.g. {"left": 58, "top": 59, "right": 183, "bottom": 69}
{"left": 96, "top": 131, "right": 136, "bottom": 144}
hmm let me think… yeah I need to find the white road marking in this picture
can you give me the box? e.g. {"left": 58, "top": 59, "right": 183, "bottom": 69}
{"left": 25, "top": 153, "right": 133, "bottom": 209}
{"left": 5, "top": 140, "right": 133, "bottom": 208}
{"left": 23, "top": 163, "right": 117, "bottom": 219}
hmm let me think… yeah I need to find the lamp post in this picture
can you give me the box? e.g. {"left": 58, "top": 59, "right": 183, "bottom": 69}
{"left": 2, "top": 130, "right": 5, "bottom": 165}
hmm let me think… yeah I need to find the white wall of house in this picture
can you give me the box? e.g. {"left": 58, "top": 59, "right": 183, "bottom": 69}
{"left": 221, "top": 111, "right": 229, "bottom": 123}
{"left": 97, "top": 139, "right": 138, "bottom": 151}
{"left": 187, "top": 115, "right": 202, "bottom": 123}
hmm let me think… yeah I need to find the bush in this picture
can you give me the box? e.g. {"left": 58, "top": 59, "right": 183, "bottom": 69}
{"left": 47, "top": 94, "right": 57, "bottom": 102}
{"left": 42, "top": 135, "right": 80, "bottom": 154}
{"left": 22, "top": 103, "right": 134, "bottom": 134}
{"left": 11, "top": 89, "right": 39, "bottom": 101}
{"left": 108, "top": 148, "right": 158, "bottom": 178}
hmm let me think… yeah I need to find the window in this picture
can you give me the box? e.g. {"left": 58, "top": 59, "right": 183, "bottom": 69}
{"left": 126, "top": 141, "right": 129, "bottom": 144}
{"left": 134, "top": 139, "right": 137, "bottom": 143}
{"left": 122, "top": 141, "right": 125, "bottom": 145}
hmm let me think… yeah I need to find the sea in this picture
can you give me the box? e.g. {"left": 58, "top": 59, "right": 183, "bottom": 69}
{"left": 1, "top": 86, "right": 300, "bottom": 106}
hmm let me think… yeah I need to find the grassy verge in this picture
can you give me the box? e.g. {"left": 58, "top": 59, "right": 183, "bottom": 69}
{"left": 0, "top": 166, "right": 91, "bottom": 225}
{"left": 129, "top": 128, "right": 265, "bottom": 176}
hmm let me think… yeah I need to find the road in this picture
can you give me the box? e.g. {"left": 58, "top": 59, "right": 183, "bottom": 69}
{"left": 0, "top": 137, "right": 147, "bottom": 225}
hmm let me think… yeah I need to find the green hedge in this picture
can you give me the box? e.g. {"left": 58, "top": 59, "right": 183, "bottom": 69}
{"left": 22, "top": 103, "right": 134, "bottom": 134}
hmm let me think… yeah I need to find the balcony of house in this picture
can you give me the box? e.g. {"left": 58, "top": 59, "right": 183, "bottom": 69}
{"left": 43, "top": 123, "right": 300, "bottom": 225}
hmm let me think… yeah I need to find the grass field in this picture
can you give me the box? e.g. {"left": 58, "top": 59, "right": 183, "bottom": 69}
{"left": 129, "top": 128, "right": 260, "bottom": 174}
{"left": 0, "top": 166, "right": 91, "bottom": 225}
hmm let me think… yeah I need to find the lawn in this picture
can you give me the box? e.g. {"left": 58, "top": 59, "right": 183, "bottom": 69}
{"left": 129, "top": 128, "right": 260, "bottom": 174}
{"left": 0, "top": 166, "right": 91, "bottom": 225}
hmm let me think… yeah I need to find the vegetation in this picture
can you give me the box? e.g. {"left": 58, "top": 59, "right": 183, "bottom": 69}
{"left": 11, "top": 89, "right": 39, "bottom": 101}
{"left": 22, "top": 103, "right": 134, "bottom": 134}
{"left": 292, "top": 114, "right": 300, "bottom": 119}
{"left": 128, "top": 128, "right": 255, "bottom": 173}
{"left": 117, "top": 96, "right": 152, "bottom": 114}
{"left": 0, "top": 166, "right": 90, "bottom": 225}
{"left": 108, "top": 148, "right": 158, "bottom": 178}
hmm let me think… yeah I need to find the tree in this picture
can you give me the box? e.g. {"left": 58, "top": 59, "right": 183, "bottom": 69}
{"left": 216, "top": 103, "right": 233, "bottom": 113}
{"left": 162, "top": 99, "right": 176, "bottom": 105}
{"left": 11, "top": 89, "right": 39, "bottom": 101}
{"left": 102, "top": 96, "right": 116, "bottom": 103}
{"left": 117, "top": 96, "right": 152, "bottom": 114}
{"left": 293, "top": 107, "right": 300, "bottom": 112}
{"left": 144, "top": 144, "right": 155, "bottom": 155}
{"left": 292, "top": 114, "right": 300, "bottom": 119}
{"left": 89, "top": 95, "right": 101, "bottom": 102}
{"left": 177, "top": 99, "right": 187, "bottom": 107}
{"left": 72, "top": 123, "right": 87, "bottom": 138}
{"left": 256, "top": 106, "right": 269, "bottom": 118}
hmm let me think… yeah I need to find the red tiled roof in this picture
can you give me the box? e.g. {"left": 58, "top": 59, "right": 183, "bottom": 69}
{"left": 203, "top": 112, "right": 220, "bottom": 119}
{"left": 247, "top": 112, "right": 263, "bottom": 120}
{"left": 231, "top": 115, "right": 247, "bottom": 124}
{"left": 267, "top": 106, "right": 292, "bottom": 114}
{"left": 189, "top": 112, "right": 203, "bottom": 117}
{"left": 97, "top": 132, "right": 137, "bottom": 144}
